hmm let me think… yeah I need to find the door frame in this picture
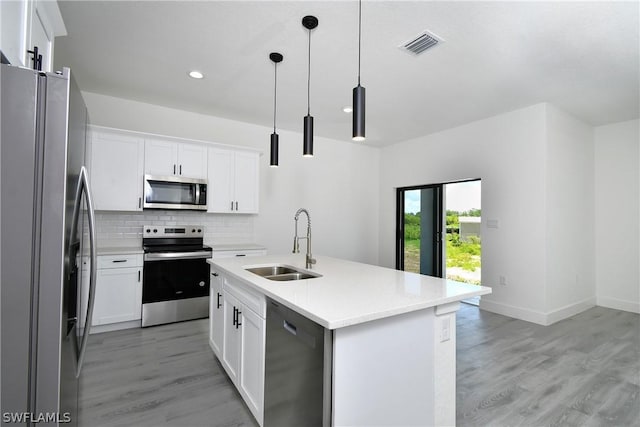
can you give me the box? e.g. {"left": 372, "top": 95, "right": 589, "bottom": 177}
{"left": 396, "top": 178, "right": 481, "bottom": 276}
{"left": 395, "top": 184, "right": 444, "bottom": 276}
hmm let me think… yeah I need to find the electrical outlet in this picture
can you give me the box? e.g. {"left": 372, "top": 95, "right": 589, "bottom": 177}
{"left": 440, "top": 317, "right": 450, "bottom": 342}
{"left": 499, "top": 275, "right": 507, "bottom": 286}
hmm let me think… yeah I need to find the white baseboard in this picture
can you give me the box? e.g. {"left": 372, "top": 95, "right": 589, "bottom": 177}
{"left": 479, "top": 298, "right": 596, "bottom": 326}
{"left": 478, "top": 299, "right": 548, "bottom": 325}
{"left": 89, "top": 320, "right": 141, "bottom": 334}
{"left": 546, "top": 297, "right": 596, "bottom": 324}
{"left": 597, "top": 296, "right": 640, "bottom": 314}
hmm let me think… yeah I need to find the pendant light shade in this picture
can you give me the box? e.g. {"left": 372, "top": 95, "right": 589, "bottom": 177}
{"left": 302, "top": 15, "right": 318, "bottom": 157}
{"left": 352, "top": 0, "right": 366, "bottom": 141}
{"left": 270, "top": 132, "right": 279, "bottom": 166}
{"left": 353, "top": 84, "right": 365, "bottom": 141}
{"left": 269, "top": 52, "right": 283, "bottom": 167}
{"left": 303, "top": 115, "right": 314, "bottom": 156}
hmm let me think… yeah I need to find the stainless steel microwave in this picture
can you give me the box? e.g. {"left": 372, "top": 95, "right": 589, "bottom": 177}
{"left": 143, "top": 175, "right": 207, "bottom": 210}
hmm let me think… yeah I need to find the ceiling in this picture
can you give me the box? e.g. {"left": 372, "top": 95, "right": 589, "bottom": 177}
{"left": 54, "top": 1, "right": 639, "bottom": 147}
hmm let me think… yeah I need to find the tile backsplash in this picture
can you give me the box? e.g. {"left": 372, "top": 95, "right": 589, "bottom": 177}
{"left": 95, "top": 211, "right": 255, "bottom": 246}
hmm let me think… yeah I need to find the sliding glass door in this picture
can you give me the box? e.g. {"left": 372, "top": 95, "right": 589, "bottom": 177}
{"left": 396, "top": 185, "right": 443, "bottom": 277}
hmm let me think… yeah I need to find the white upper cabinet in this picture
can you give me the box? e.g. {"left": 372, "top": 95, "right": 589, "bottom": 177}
{"left": 234, "top": 151, "right": 260, "bottom": 214}
{"left": 144, "top": 139, "right": 176, "bottom": 176}
{"left": 208, "top": 148, "right": 259, "bottom": 214}
{"left": 145, "top": 139, "right": 207, "bottom": 179}
{"left": 90, "top": 130, "right": 145, "bottom": 211}
{"left": 208, "top": 148, "right": 234, "bottom": 212}
{"left": 1, "top": 0, "right": 65, "bottom": 71}
{"left": 178, "top": 143, "right": 208, "bottom": 179}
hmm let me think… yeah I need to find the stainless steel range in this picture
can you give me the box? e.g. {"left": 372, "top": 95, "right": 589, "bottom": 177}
{"left": 142, "top": 225, "right": 212, "bottom": 327}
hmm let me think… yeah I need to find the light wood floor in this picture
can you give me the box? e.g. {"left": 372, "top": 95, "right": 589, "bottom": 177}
{"left": 457, "top": 304, "right": 640, "bottom": 426}
{"left": 79, "top": 319, "right": 258, "bottom": 426}
{"left": 80, "top": 304, "right": 639, "bottom": 426}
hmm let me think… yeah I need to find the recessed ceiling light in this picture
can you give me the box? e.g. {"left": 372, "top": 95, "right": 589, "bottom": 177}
{"left": 188, "top": 70, "right": 204, "bottom": 79}
{"left": 343, "top": 106, "right": 353, "bottom": 113}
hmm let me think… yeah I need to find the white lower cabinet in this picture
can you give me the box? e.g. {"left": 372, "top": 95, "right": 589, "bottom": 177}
{"left": 222, "top": 291, "right": 242, "bottom": 384}
{"left": 81, "top": 254, "right": 143, "bottom": 330}
{"left": 209, "top": 268, "right": 224, "bottom": 358}
{"left": 211, "top": 273, "right": 265, "bottom": 426}
{"left": 238, "top": 306, "right": 265, "bottom": 420}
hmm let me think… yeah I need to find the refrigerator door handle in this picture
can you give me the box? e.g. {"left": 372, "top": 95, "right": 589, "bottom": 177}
{"left": 68, "top": 166, "right": 98, "bottom": 378}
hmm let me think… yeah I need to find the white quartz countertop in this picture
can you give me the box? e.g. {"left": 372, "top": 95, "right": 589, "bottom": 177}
{"left": 97, "top": 246, "right": 144, "bottom": 255}
{"left": 208, "top": 254, "right": 491, "bottom": 329}
{"left": 81, "top": 245, "right": 144, "bottom": 256}
{"left": 209, "top": 243, "right": 267, "bottom": 251}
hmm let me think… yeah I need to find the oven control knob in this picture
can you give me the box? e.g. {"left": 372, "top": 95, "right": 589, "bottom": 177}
{"left": 192, "top": 228, "right": 196, "bottom": 233}
{"left": 146, "top": 229, "right": 150, "bottom": 233}
{"left": 153, "top": 229, "right": 157, "bottom": 233}
{"left": 198, "top": 229, "right": 202, "bottom": 233}
{"left": 199, "top": 281, "right": 205, "bottom": 287}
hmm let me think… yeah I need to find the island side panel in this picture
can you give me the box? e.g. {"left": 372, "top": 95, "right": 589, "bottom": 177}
{"left": 434, "top": 302, "right": 460, "bottom": 426}
{"left": 332, "top": 308, "right": 436, "bottom": 426}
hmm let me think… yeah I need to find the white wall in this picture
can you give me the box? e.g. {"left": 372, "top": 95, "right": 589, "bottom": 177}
{"left": 594, "top": 119, "right": 640, "bottom": 313}
{"left": 379, "top": 104, "right": 549, "bottom": 322}
{"left": 82, "top": 92, "right": 380, "bottom": 264}
{"left": 544, "top": 105, "right": 596, "bottom": 321}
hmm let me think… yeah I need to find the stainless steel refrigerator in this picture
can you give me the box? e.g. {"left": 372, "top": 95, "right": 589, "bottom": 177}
{"left": 1, "top": 63, "right": 97, "bottom": 426}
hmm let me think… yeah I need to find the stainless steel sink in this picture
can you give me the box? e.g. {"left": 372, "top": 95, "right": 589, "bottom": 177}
{"left": 246, "top": 266, "right": 299, "bottom": 277}
{"left": 266, "top": 272, "right": 319, "bottom": 281}
{"left": 245, "top": 265, "right": 322, "bottom": 281}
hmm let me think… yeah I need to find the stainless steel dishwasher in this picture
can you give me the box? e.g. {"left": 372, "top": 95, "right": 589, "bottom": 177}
{"left": 264, "top": 298, "right": 333, "bottom": 427}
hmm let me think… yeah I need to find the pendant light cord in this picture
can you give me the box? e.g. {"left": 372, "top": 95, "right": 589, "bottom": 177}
{"left": 307, "top": 28, "right": 311, "bottom": 115}
{"left": 358, "top": 0, "right": 362, "bottom": 85}
{"left": 273, "top": 62, "right": 277, "bottom": 132}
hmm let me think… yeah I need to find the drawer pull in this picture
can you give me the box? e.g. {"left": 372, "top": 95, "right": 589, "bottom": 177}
{"left": 235, "top": 254, "right": 246, "bottom": 257}
{"left": 112, "top": 259, "right": 127, "bottom": 263}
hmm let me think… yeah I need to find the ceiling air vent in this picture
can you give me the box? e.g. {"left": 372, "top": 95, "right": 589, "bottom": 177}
{"left": 399, "top": 30, "right": 444, "bottom": 55}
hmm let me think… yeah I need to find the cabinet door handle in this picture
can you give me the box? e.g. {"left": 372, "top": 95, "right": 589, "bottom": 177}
{"left": 212, "top": 272, "right": 219, "bottom": 277}
{"left": 179, "top": 165, "right": 182, "bottom": 175}
{"left": 138, "top": 197, "right": 142, "bottom": 209}
{"left": 216, "top": 292, "right": 222, "bottom": 309}
{"left": 236, "top": 309, "right": 242, "bottom": 329}
{"left": 232, "top": 306, "right": 237, "bottom": 326}
{"left": 235, "top": 201, "right": 238, "bottom": 211}
{"left": 173, "top": 164, "right": 176, "bottom": 174}
{"left": 112, "top": 259, "right": 127, "bottom": 263}
{"left": 138, "top": 270, "right": 141, "bottom": 282}
{"left": 230, "top": 201, "right": 234, "bottom": 211}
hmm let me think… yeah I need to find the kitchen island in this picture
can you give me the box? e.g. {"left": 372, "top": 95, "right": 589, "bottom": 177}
{"left": 208, "top": 254, "right": 491, "bottom": 427}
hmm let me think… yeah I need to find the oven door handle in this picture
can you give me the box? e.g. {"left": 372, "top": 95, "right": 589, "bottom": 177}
{"left": 144, "top": 251, "right": 212, "bottom": 261}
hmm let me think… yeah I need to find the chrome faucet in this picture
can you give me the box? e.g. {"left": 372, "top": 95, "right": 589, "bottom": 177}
{"left": 293, "top": 208, "right": 316, "bottom": 269}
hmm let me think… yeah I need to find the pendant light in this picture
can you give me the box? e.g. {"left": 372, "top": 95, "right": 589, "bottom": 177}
{"left": 352, "top": 0, "right": 366, "bottom": 141}
{"left": 269, "top": 52, "right": 283, "bottom": 167}
{"left": 302, "top": 15, "right": 318, "bottom": 157}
